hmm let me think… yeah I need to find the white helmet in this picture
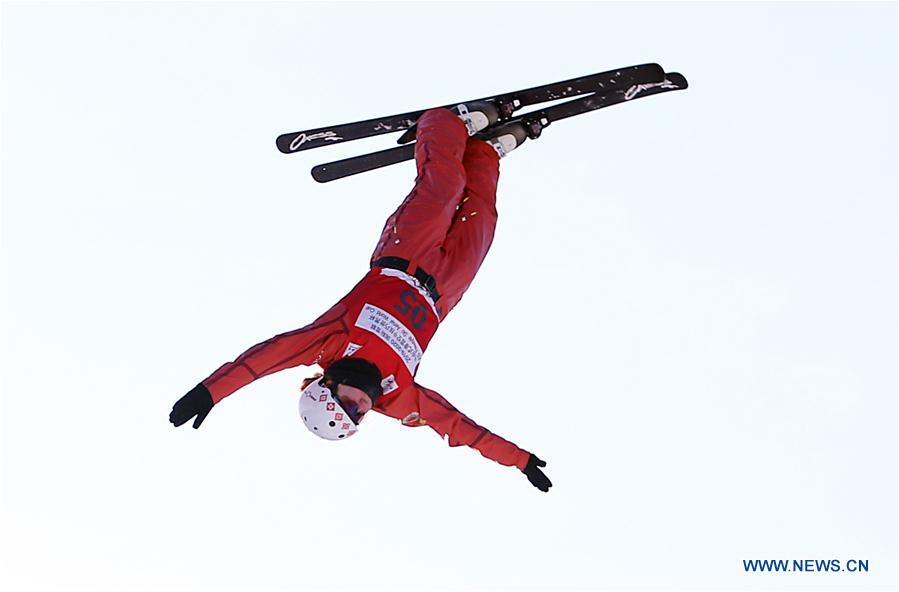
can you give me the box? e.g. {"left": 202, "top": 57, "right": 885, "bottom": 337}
{"left": 298, "top": 377, "right": 358, "bottom": 441}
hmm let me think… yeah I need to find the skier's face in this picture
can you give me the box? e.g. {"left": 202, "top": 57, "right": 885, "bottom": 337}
{"left": 334, "top": 384, "right": 373, "bottom": 423}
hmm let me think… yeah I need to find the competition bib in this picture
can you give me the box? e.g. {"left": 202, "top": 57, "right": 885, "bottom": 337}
{"left": 354, "top": 304, "right": 424, "bottom": 374}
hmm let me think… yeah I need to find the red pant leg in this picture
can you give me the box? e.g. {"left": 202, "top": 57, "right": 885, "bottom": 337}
{"left": 430, "top": 139, "right": 500, "bottom": 318}
{"left": 370, "top": 109, "right": 469, "bottom": 267}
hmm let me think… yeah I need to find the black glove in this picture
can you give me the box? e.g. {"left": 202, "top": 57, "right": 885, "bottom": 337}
{"left": 523, "top": 454, "right": 552, "bottom": 492}
{"left": 169, "top": 384, "right": 214, "bottom": 429}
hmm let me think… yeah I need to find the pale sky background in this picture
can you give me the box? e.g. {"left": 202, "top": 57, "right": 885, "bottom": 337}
{"left": 1, "top": 2, "right": 896, "bottom": 591}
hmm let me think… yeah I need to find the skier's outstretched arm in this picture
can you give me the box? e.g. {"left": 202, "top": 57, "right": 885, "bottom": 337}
{"left": 410, "top": 383, "right": 552, "bottom": 492}
{"left": 169, "top": 304, "right": 350, "bottom": 429}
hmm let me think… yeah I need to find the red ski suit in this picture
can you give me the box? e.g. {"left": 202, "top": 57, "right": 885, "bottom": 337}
{"left": 202, "top": 109, "right": 531, "bottom": 471}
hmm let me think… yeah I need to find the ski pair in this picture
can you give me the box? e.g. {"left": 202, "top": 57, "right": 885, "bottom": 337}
{"left": 276, "top": 63, "right": 667, "bottom": 155}
{"left": 310, "top": 73, "right": 688, "bottom": 183}
{"left": 276, "top": 64, "right": 688, "bottom": 183}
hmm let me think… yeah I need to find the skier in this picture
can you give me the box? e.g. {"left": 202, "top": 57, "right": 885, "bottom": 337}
{"left": 169, "top": 105, "right": 552, "bottom": 492}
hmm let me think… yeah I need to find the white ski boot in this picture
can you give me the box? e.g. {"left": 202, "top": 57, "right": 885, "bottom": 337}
{"left": 481, "top": 122, "right": 529, "bottom": 158}
{"left": 452, "top": 101, "right": 500, "bottom": 136}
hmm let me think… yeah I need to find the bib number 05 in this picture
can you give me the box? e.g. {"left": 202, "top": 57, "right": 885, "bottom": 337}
{"left": 394, "top": 290, "right": 428, "bottom": 330}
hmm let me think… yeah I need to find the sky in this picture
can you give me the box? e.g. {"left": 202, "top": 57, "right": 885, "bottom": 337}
{"left": 1, "top": 1, "right": 896, "bottom": 591}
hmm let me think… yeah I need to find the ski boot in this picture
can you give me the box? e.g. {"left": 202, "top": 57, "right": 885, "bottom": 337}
{"left": 479, "top": 121, "right": 530, "bottom": 158}
{"left": 451, "top": 101, "right": 500, "bottom": 136}
{"left": 396, "top": 101, "right": 500, "bottom": 143}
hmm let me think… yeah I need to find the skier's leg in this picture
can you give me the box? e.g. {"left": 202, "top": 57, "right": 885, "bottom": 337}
{"left": 431, "top": 138, "right": 501, "bottom": 318}
{"left": 370, "top": 109, "right": 468, "bottom": 266}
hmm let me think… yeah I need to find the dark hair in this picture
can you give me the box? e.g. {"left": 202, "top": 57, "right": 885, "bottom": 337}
{"left": 322, "top": 357, "right": 383, "bottom": 403}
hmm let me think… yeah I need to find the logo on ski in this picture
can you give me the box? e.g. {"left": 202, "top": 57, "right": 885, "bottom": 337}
{"left": 624, "top": 79, "right": 681, "bottom": 100}
{"left": 289, "top": 131, "right": 343, "bottom": 151}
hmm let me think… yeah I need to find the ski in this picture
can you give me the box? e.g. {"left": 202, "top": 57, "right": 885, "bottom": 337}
{"left": 310, "top": 73, "right": 688, "bottom": 184}
{"left": 276, "top": 63, "right": 666, "bottom": 154}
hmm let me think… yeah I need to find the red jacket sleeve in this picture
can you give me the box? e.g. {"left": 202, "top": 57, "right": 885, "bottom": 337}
{"left": 410, "top": 383, "right": 531, "bottom": 471}
{"left": 202, "top": 303, "right": 349, "bottom": 404}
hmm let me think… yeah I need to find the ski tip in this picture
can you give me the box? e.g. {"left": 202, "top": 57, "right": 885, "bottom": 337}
{"left": 311, "top": 165, "right": 331, "bottom": 183}
{"left": 311, "top": 162, "right": 363, "bottom": 183}
{"left": 665, "top": 72, "right": 689, "bottom": 89}
{"left": 276, "top": 135, "right": 296, "bottom": 154}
